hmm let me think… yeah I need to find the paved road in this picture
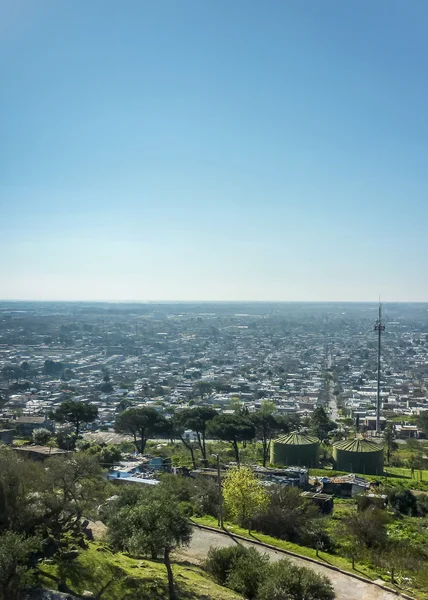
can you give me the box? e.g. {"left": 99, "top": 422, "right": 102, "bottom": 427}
{"left": 176, "top": 528, "right": 402, "bottom": 600}
{"left": 326, "top": 351, "right": 339, "bottom": 423}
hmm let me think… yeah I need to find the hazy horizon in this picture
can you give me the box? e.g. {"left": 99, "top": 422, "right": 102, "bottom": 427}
{"left": 2, "top": 2, "right": 428, "bottom": 302}
{"left": 1, "top": 299, "right": 427, "bottom": 306}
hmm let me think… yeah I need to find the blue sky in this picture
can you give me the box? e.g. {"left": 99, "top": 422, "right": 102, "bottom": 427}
{"left": 1, "top": 1, "right": 428, "bottom": 301}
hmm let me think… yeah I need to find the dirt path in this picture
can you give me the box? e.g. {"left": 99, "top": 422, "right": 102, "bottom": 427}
{"left": 175, "top": 527, "right": 405, "bottom": 600}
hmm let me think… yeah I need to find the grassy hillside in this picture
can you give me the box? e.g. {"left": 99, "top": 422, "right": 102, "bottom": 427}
{"left": 38, "top": 543, "right": 242, "bottom": 600}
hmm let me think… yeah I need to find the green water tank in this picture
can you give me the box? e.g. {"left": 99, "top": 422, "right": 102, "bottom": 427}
{"left": 270, "top": 432, "right": 319, "bottom": 467}
{"left": 332, "top": 438, "right": 384, "bottom": 475}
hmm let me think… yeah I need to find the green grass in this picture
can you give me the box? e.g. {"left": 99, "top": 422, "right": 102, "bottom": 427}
{"left": 192, "top": 515, "right": 428, "bottom": 598}
{"left": 191, "top": 515, "right": 380, "bottom": 582}
{"left": 37, "top": 542, "right": 243, "bottom": 600}
{"left": 309, "top": 466, "right": 428, "bottom": 491}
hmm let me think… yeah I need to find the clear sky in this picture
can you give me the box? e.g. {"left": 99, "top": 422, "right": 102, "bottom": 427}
{"left": 1, "top": 1, "right": 428, "bottom": 302}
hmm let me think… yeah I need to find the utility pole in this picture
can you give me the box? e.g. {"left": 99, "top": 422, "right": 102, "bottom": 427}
{"left": 374, "top": 303, "right": 385, "bottom": 435}
{"left": 213, "top": 453, "right": 224, "bottom": 528}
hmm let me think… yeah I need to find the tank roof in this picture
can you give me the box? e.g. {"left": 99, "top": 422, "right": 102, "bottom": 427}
{"left": 333, "top": 438, "right": 384, "bottom": 452}
{"left": 273, "top": 432, "right": 319, "bottom": 446}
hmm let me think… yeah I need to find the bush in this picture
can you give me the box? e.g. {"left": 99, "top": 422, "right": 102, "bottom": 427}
{"left": 258, "top": 558, "right": 335, "bottom": 600}
{"left": 32, "top": 428, "right": 52, "bottom": 446}
{"left": 56, "top": 431, "right": 77, "bottom": 450}
{"left": 388, "top": 488, "right": 418, "bottom": 516}
{"left": 158, "top": 473, "right": 193, "bottom": 502}
{"left": 252, "top": 485, "right": 333, "bottom": 550}
{"left": 80, "top": 442, "right": 122, "bottom": 466}
{"left": 191, "top": 476, "right": 220, "bottom": 518}
{"left": 226, "top": 547, "right": 269, "bottom": 599}
{"left": 345, "top": 507, "right": 389, "bottom": 551}
{"left": 204, "top": 545, "right": 250, "bottom": 585}
{"left": 204, "top": 545, "right": 269, "bottom": 599}
{"left": 416, "top": 494, "right": 428, "bottom": 516}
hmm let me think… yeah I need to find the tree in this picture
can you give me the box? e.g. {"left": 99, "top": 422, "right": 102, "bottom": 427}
{"left": 43, "top": 360, "right": 64, "bottom": 376}
{"left": 310, "top": 407, "right": 335, "bottom": 441}
{"left": 99, "top": 382, "right": 113, "bottom": 393}
{"left": 222, "top": 466, "right": 269, "bottom": 533}
{"left": 258, "top": 558, "right": 335, "bottom": 600}
{"left": 207, "top": 414, "right": 255, "bottom": 464}
{"left": 32, "top": 428, "right": 52, "bottom": 446}
{"left": 276, "top": 413, "right": 301, "bottom": 434}
{"left": 194, "top": 381, "right": 212, "bottom": 400}
{"left": 50, "top": 400, "right": 98, "bottom": 437}
{"left": 250, "top": 401, "right": 278, "bottom": 467}
{"left": 44, "top": 453, "right": 106, "bottom": 521}
{"left": 39, "top": 453, "right": 108, "bottom": 567}
{"left": 0, "top": 445, "right": 108, "bottom": 597}
{"left": 408, "top": 452, "right": 423, "bottom": 478}
{"left": 0, "top": 531, "right": 40, "bottom": 600}
{"left": 108, "top": 489, "right": 192, "bottom": 600}
{"left": 179, "top": 407, "right": 217, "bottom": 463}
{"left": 417, "top": 411, "right": 428, "bottom": 437}
{"left": 20, "top": 362, "right": 31, "bottom": 376}
{"left": 83, "top": 443, "right": 122, "bottom": 466}
{"left": 2, "top": 365, "right": 15, "bottom": 383}
{"left": 173, "top": 413, "right": 198, "bottom": 468}
{"left": 382, "top": 424, "right": 397, "bottom": 465}
{"left": 114, "top": 407, "right": 167, "bottom": 453}
{"left": 55, "top": 431, "right": 77, "bottom": 450}
{"left": 1, "top": 365, "right": 23, "bottom": 384}
{"left": 0, "top": 446, "right": 44, "bottom": 534}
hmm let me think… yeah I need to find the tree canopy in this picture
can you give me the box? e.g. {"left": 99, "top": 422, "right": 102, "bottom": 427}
{"left": 417, "top": 411, "right": 428, "bottom": 437}
{"left": 207, "top": 414, "right": 255, "bottom": 464}
{"left": 108, "top": 486, "right": 192, "bottom": 600}
{"left": 114, "top": 406, "right": 167, "bottom": 453}
{"left": 49, "top": 400, "right": 98, "bottom": 437}
{"left": 310, "top": 406, "right": 335, "bottom": 441}
{"left": 177, "top": 406, "right": 217, "bottom": 462}
{"left": 250, "top": 401, "right": 278, "bottom": 467}
{"left": 222, "top": 466, "right": 269, "bottom": 533}
{"left": 0, "top": 445, "right": 108, "bottom": 598}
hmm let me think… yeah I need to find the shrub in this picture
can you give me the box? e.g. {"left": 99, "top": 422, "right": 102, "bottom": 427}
{"left": 258, "top": 558, "right": 335, "bottom": 600}
{"left": 56, "top": 431, "right": 77, "bottom": 450}
{"left": 226, "top": 547, "right": 269, "bottom": 599}
{"left": 204, "top": 545, "right": 249, "bottom": 585}
{"left": 204, "top": 545, "right": 269, "bottom": 599}
{"left": 191, "top": 476, "right": 219, "bottom": 518}
{"left": 32, "top": 428, "right": 52, "bottom": 446}
{"left": 388, "top": 488, "right": 418, "bottom": 516}
{"left": 416, "top": 494, "right": 428, "bottom": 516}
{"left": 252, "top": 485, "right": 333, "bottom": 549}
{"left": 344, "top": 507, "right": 389, "bottom": 551}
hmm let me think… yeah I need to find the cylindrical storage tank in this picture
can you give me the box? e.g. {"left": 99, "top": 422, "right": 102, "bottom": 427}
{"left": 270, "top": 432, "right": 319, "bottom": 467}
{"left": 332, "top": 439, "right": 384, "bottom": 475}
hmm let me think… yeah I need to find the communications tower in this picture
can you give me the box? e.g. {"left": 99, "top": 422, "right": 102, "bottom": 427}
{"left": 374, "top": 303, "right": 385, "bottom": 434}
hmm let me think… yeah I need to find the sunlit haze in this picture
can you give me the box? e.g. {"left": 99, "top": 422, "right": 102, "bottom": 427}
{"left": 1, "top": 1, "right": 428, "bottom": 302}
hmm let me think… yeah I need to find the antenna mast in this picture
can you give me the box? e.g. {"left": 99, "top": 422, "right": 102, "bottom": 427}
{"left": 374, "top": 303, "right": 385, "bottom": 434}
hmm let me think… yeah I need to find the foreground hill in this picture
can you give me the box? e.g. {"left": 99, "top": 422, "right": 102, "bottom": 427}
{"left": 36, "top": 543, "right": 243, "bottom": 600}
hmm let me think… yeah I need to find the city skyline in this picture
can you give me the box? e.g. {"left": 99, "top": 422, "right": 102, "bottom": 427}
{"left": 2, "top": 2, "right": 428, "bottom": 302}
